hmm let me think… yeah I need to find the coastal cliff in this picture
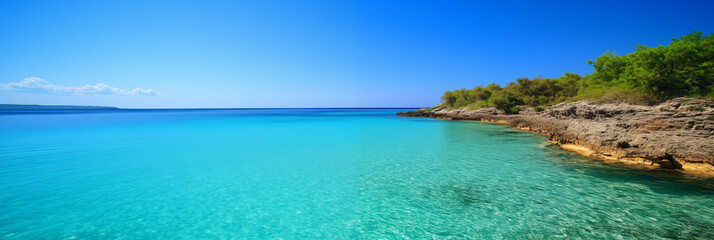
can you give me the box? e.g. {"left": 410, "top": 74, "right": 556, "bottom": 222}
{"left": 397, "top": 98, "right": 714, "bottom": 175}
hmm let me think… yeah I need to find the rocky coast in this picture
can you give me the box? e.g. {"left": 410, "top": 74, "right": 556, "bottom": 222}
{"left": 397, "top": 98, "right": 714, "bottom": 175}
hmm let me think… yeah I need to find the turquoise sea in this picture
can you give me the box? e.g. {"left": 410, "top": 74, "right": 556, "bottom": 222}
{"left": 1, "top": 108, "right": 713, "bottom": 239}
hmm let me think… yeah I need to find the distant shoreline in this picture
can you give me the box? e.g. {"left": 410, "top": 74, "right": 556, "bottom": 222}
{"left": 0, "top": 104, "right": 118, "bottom": 110}
{"left": 0, "top": 105, "right": 420, "bottom": 110}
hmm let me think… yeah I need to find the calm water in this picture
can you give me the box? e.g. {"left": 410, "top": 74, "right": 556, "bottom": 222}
{"left": 1, "top": 109, "right": 713, "bottom": 239}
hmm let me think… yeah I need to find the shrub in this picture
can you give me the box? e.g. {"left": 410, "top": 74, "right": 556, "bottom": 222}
{"left": 491, "top": 92, "right": 523, "bottom": 114}
{"left": 438, "top": 31, "right": 714, "bottom": 110}
{"left": 686, "top": 106, "right": 706, "bottom": 111}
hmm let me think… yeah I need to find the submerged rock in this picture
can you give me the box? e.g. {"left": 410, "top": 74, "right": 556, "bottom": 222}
{"left": 397, "top": 98, "right": 714, "bottom": 175}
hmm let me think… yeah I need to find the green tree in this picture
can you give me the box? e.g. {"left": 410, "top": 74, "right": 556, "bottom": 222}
{"left": 439, "top": 31, "right": 713, "bottom": 110}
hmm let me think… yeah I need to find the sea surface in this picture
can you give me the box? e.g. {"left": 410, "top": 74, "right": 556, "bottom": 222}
{"left": 1, "top": 108, "right": 713, "bottom": 239}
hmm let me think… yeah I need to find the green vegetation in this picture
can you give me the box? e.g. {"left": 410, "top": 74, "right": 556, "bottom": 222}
{"left": 440, "top": 31, "right": 714, "bottom": 113}
{"left": 686, "top": 106, "right": 706, "bottom": 111}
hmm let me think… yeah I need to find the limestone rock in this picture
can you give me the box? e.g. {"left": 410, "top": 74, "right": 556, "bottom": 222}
{"left": 397, "top": 98, "right": 714, "bottom": 175}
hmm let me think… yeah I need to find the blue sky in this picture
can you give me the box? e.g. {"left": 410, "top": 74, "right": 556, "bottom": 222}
{"left": 1, "top": 0, "right": 713, "bottom": 108}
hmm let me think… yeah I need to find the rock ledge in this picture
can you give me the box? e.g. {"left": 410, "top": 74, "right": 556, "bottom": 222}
{"left": 397, "top": 98, "right": 714, "bottom": 175}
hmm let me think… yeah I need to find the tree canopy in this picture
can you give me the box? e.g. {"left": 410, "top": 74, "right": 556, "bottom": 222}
{"left": 440, "top": 31, "right": 714, "bottom": 113}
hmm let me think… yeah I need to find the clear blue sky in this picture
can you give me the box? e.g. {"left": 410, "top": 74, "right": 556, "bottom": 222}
{"left": 1, "top": 0, "right": 713, "bottom": 108}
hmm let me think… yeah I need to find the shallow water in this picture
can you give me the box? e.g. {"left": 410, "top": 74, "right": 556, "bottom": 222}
{"left": 1, "top": 109, "right": 712, "bottom": 239}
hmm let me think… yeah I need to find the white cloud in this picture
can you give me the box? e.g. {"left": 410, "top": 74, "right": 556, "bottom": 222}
{"left": 0, "top": 77, "right": 159, "bottom": 96}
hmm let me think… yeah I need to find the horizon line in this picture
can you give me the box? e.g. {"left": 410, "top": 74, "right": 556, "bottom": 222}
{"left": 0, "top": 104, "right": 423, "bottom": 110}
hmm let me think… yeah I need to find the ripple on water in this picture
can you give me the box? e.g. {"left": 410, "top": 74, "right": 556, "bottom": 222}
{"left": 0, "top": 109, "right": 713, "bottom": 239}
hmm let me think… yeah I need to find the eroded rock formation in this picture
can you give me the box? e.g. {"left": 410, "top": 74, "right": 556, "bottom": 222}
{"left": 397, "top": 98, "right": 714, "bottom": 175}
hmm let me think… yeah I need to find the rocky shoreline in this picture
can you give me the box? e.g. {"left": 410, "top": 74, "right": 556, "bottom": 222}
{"left": 397, "top": 98, "right": 714, "bottom": 175}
